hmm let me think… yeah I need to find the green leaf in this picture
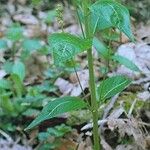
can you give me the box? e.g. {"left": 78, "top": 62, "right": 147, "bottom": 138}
{"left": 6, "top": 24, "right": 23, "bottom": 41}
{"left": 23, "top": 108, "right": 40, "bottom": 117}
{"left": 90, "top": 0, "right": 134, "bottom": 41}
{"left": 101, "top": 29, "right": 120, "bottom": 41}
{"left": 0, "top": 93, "right": 14, "bottom": 113}
{"left": 38, "top": 132, "right": 50, "bottom": 141}
{"left": 32, "top": 0, "right": 42, "bottom": 6}
{"left": 0, "top": 79, "right": 12, "bottom": 89}
{"left": 48, "top": 33, "right": 91, "bottom": 63}
{"left": 45, "top": 10, "right": 56, "bottom": 24}
{"left": 97, "top": 75, "right": 131, "bottom": 101}
{"left": 2, "top": 61, "right": 13, "bottom": 74}
{"left": 0, "top": 39, "right": 7, "bottom": 50}
{"left": 112, "top": 55, "right": 140, "bottom": 72}
{"left": 22, "top": 39, "right": 42, "bottom": 52}
{"left": 25, "top": 96, "right": 86, "bottom": 130}
{"left": 93, "top": 37, "right": 109, "bottom": 59}
{"left": 12, "top": 61, "right": 25, "bottom": 81}
{"left": 11, "top": 74, "right": 24, "bottom": 98}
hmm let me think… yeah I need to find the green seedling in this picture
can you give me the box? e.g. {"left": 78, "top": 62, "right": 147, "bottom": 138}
{"left": 38, "top": 124, "right": 72, "bottom": 150}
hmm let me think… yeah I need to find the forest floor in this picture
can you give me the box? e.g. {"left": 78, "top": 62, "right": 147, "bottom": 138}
{"left": 0, "top": 0, "right": 150, "bottom": 150}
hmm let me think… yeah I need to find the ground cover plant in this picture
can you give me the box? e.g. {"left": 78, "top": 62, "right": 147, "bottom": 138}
{"left": 24, "top": 0, "right": 140, "bottom": 149}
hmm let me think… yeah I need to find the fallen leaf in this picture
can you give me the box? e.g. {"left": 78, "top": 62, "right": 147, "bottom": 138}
{"left": 115, "top": 144, "right": 139, "bottom": 150}
{"left": 56, "top": 139, "right": 77, "bottom": 150}
{"left": 55, "top": 70, "right": 89, "bottom": 96}
{"left": 137, "top": 91, "right": 150, "bottom": 101}
{"left": 54, "top": 78, "right": 74, "bottom": 95}
{"left": 107, "top": 118, "right": 146, "bottom": 149}
{"left": 13, "top": 14, "right": 39, "bottom": 25}
{"left": 0, "top": 138, "right": 32, "bottom": 150}
{"left": 101, "top": 137, "right": 113, "bottom": 150}
{"left": 115, "top": 42, "right": 150, "bottom": 79}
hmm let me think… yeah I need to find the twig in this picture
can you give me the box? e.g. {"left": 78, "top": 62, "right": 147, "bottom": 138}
{"left": 128, "top": 99, "right": 137, "bottom": 117}
{"left": 81, "top": 119, "right": 108, "bottom": 131}
{"left": 138, "top": 121, "right": 150, "bottom": 127}
{"left": 0, "top": 129, "right": 13, "bottom": 142}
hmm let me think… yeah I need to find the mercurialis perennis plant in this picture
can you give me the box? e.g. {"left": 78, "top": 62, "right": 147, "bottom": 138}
{"left": 25, "top": 0, "right": 139, "bottom": 149}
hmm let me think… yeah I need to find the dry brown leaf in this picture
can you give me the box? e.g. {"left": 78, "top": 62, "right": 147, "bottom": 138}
{"left": 55, "top": 70, "right": 89, "bottom": 96}
{"left": 23, "top": 24, "right": 47, "bottom": 38}
{"left": 115, "top": 144, "right": 139, "bottom": 150}
{"left": 101, "top": 137, "right": 113, "bottom": 150}
{"left": 13, "top": 14, "right": 39, "bottom": 25}
{"left": 56, "top": 139, "right": 77, "bottom": 150}
{"left": 1, "top": 15, "right": 13, "bottom": 26}
{"left": 145, "top": 136, "right": 150, "bottom": 149}
{"left": 17, "top": 0, "right": 27, "bottom": 5}
{"left": 78, "top": 142, "right": 86, "bottom": 150}
{"left": 69, "top": 70, "right": 88, "bottom": 83}
{"left": 77, "top": 137, "right": 92, "bottom": 150}
{"left": 65, "top": 24, "right": 81, "bottom": 35}
{"left": 7, "top": 2, "right": 15, "bottom": 15}
{"left": 136, "top": 24, "right": 150, "bottom": 42}
{"left": 115, "top": 42, "right": 150, "bottom": 79}
{"left": 137, "top": 91, "right": 150, "bottom": 101}
{"left": 107, "top": 118, "right": 146, "bottom": 149}
{"left": 54, "top": 78, "right": 74, "bottom": 95}
{"left": 0, "top": 138, "right": 32, "bottom": 150}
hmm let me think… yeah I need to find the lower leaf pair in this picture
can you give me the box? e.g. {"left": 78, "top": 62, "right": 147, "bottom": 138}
{"left": 25, "top": 75, "right": 131, "bottom": 130}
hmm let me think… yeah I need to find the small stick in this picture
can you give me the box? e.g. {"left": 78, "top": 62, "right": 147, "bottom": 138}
{"left": 81, "top": 119, "right": 108, "bottom": 131}
{"left": 0, "top": 129, "right": 13, "bottom": 142}
{"left": 128, "top": 99, "right": 137, "bottom": 117}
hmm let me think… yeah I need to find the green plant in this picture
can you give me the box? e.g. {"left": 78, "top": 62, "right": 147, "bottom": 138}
{"left": 38, "top": 124, "right": 72, "bottom": 150}
{"left": 0, "top": 21, "right": 54, "bottom": 131}
{"left": 25, "top": 0, "right": 139, "bottom": 149}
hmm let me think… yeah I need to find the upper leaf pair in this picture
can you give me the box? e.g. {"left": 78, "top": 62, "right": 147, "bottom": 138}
{"left": 90, "top": 0, "right": 134, "bottom": 41}
{"left": 48, "top": 0, "right": 134, "bottom": 63}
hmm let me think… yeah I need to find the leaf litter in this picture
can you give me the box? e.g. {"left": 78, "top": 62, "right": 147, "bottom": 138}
{"left": 0, "top": 0, "right": 149, "bottom": 150}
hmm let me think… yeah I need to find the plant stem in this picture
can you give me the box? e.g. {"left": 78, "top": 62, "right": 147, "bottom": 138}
{"left": 83, "top": 0, "right": 100, "bottom": 149}
{"left": 87, "top": 46, "right": 100, "bottom": 150}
